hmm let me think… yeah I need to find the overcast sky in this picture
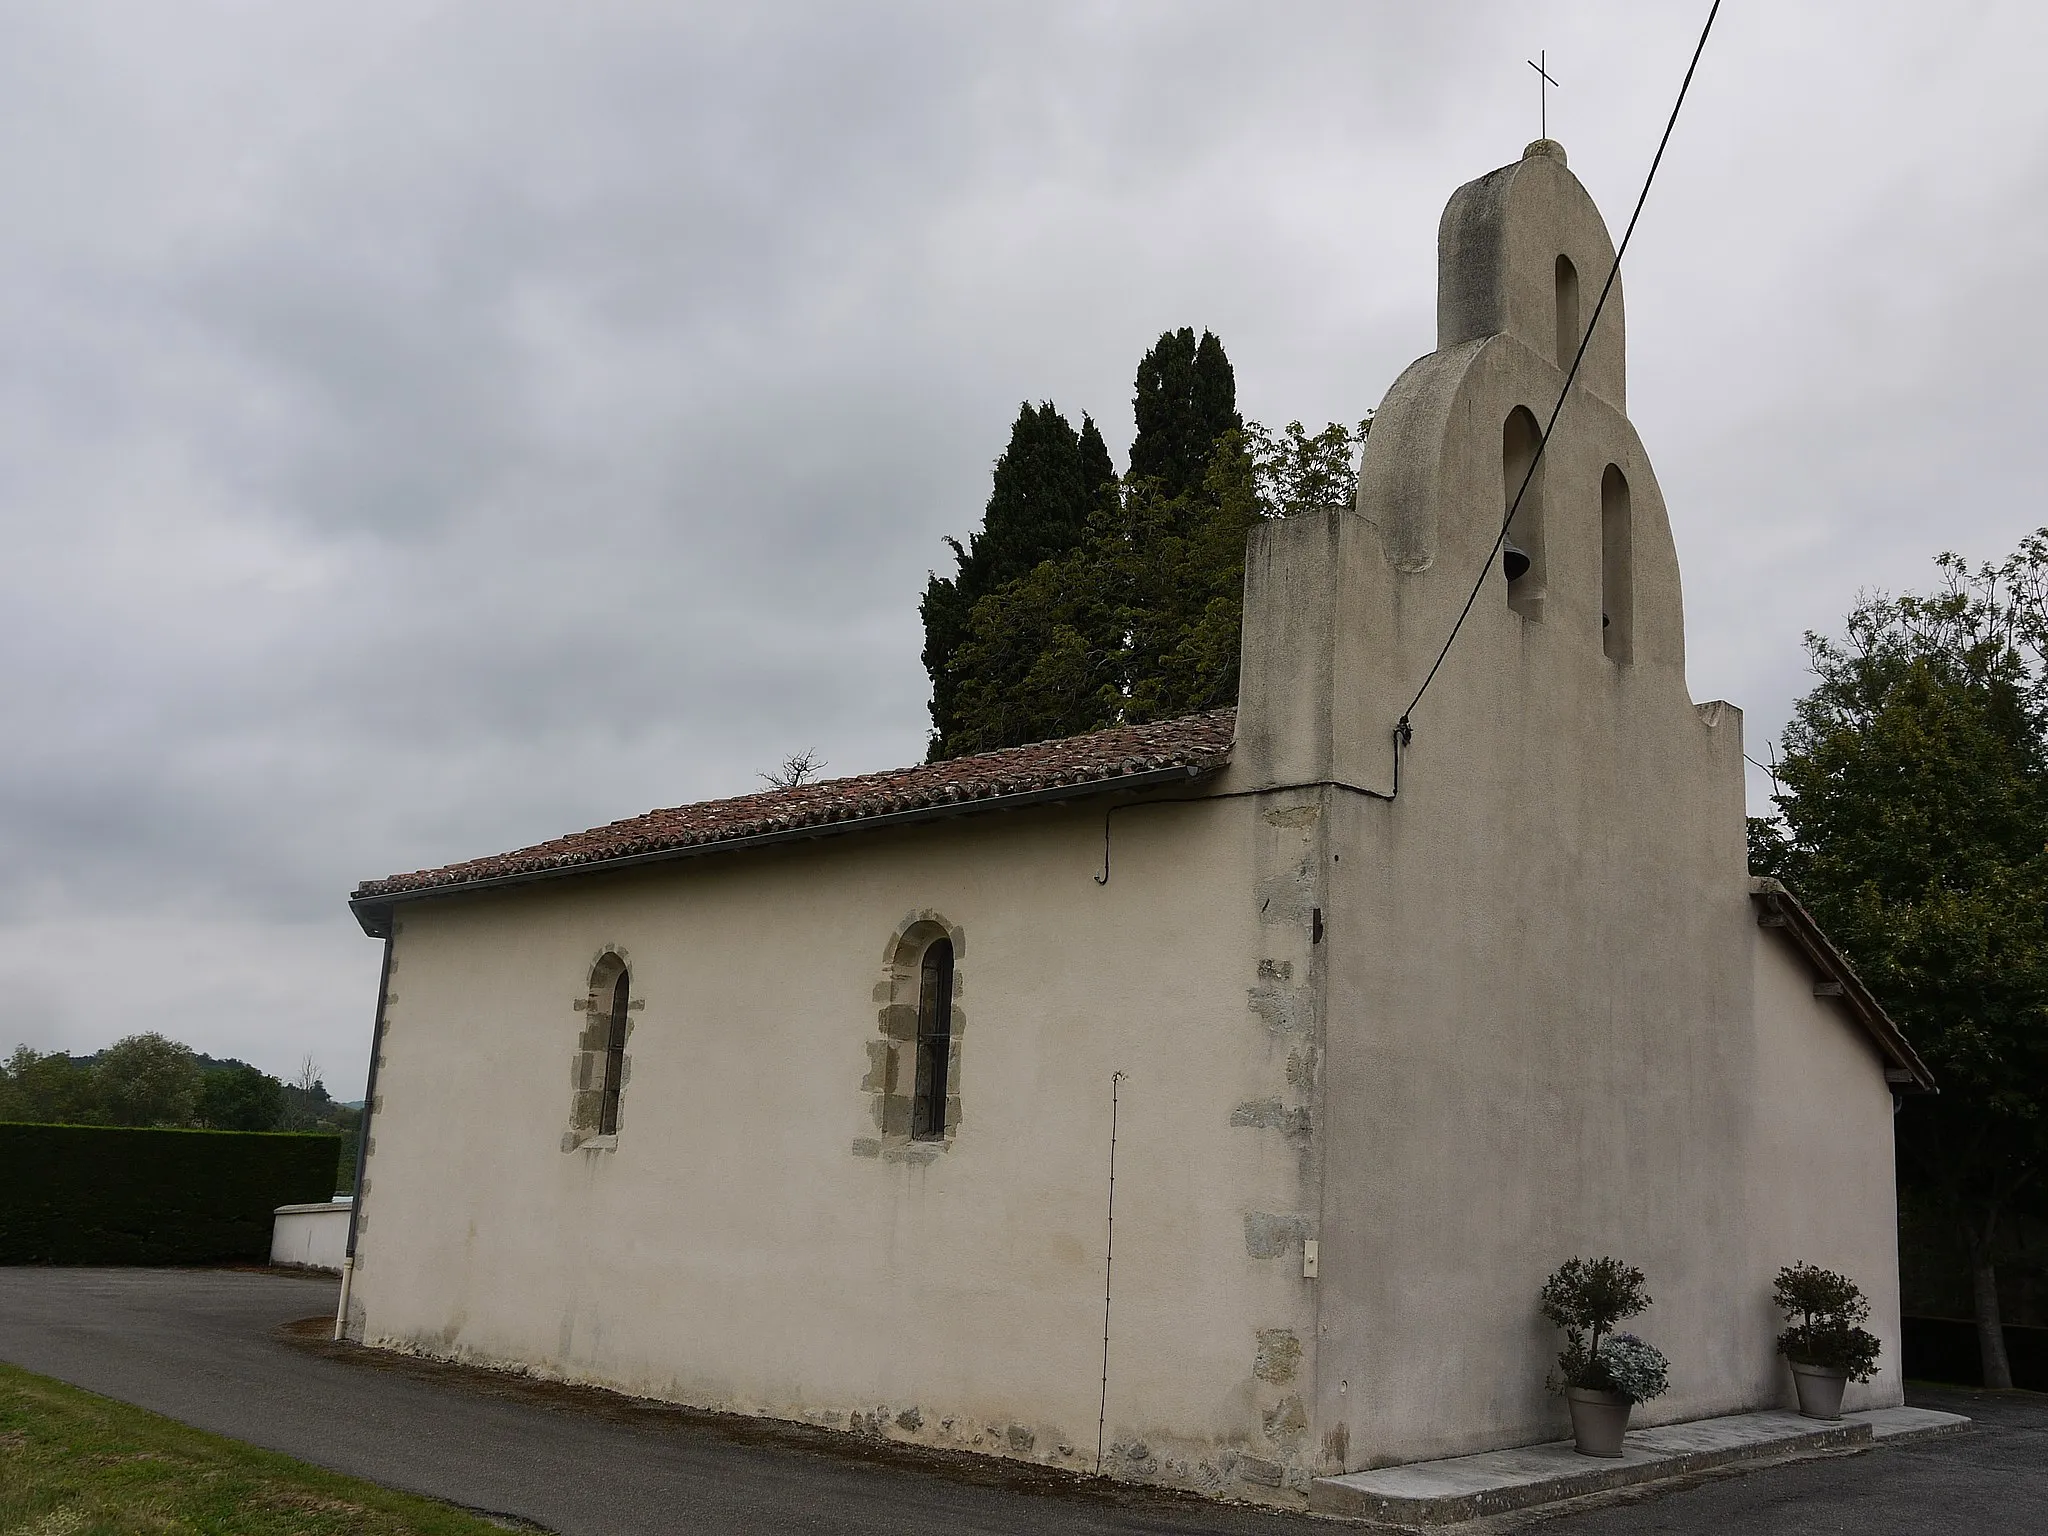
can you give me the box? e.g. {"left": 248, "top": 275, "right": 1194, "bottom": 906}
{"left": 3, "top": 2, "right": 2044, "bottom": 1096}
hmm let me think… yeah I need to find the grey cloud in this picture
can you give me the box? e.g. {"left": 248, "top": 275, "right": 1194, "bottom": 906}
{"left": 1, "top": 1, "right": 2044, "bottom": 1088}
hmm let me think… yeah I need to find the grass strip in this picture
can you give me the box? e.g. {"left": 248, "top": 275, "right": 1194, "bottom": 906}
{"left": 0, "top": 1360, "right": 521, "bottom": 1535}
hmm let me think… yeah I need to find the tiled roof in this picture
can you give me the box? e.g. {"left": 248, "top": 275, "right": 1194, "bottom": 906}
{"left": 352, "top": 709, "right": 1236, "bottom": 908}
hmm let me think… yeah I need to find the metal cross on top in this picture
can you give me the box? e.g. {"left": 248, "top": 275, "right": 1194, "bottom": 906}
{"left": 1528, "top": 50, "right": 1559, "bottom": 140}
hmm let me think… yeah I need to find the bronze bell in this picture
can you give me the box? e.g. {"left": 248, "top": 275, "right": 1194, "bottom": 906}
{"left": 1503, "top": 538, "right": 1531, "bottom": 582}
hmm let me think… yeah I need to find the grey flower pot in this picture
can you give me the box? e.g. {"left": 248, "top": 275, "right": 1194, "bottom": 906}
{"left": 1565, "top": 1387, "right": 1632, "bottom": 1457}
{"left": 1789, "top": 1360, "right": 1848, "bottom": 1420}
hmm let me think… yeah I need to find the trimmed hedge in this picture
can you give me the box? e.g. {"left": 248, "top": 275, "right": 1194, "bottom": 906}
{"left": 0, "top": 1124, "right": 341, "bottom": 1265}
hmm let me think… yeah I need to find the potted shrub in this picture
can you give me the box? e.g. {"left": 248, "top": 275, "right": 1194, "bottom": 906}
{"left": 1773, "top": 1263, "right": 1881, "bottom": 1420}
{"left": 1540, "top": 1257, "right": 1671, "bottom": 1457}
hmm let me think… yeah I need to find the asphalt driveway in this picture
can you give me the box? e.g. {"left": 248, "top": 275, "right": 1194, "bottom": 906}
{"left": 0, "top": 1268, "right": 2040, "bottom": 1534}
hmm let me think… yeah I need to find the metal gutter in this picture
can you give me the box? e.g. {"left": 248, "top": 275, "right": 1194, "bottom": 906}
{"left": 349, "top": 761, "right": 1221, "bottom": 937}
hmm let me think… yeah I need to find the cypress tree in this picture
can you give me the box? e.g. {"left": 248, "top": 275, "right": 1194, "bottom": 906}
{"left": 1129, "top": 328, "right": 1241, "bottom": 499}
{"left": 922, "top": 402, "right": 1107, "bottom": 757}
{"left": 927, "top": 330, "right": 1333, "bottom": 760}
{"left": 919, "top": 571, "right": 972, "bottom": 759}
{"left": 1078, "top": 414, "right": 1117, "bottom": 510}
{"left": 957, "top": 402, "right": 1094, "bottom": 592}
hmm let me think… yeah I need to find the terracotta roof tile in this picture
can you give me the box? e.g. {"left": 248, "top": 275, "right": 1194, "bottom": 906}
{"left": 353, "top": 708, "right": 1236, "bottom": 905}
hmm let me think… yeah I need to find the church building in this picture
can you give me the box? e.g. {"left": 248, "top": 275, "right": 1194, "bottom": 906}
{"left": 341, "top": 140, "right": 1932, "bottom": 1503}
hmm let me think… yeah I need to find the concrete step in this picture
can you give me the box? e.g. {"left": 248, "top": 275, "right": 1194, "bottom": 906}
{"left": 1857, "top": 1404, "right": 1972, "bottom": 1442}
{"left": 1309, "top": 1405, "right": 1971, "bottom": 1525}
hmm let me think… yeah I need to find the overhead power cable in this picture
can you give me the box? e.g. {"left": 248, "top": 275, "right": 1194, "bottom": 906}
{"left": 1398, "top": 1, "right": 1722, "bottom": 735}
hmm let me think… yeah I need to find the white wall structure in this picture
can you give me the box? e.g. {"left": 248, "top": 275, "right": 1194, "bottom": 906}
{"left": 271, "top": 1198, "right": 352, "bottom": 1272}
{"left": 340, "top": 141, "right": 1933, "bottom": 1505}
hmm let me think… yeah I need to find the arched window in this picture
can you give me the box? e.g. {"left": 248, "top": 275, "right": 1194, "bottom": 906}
{"left": 1555, "top": 254, "right": 1581, "bottom": 372}
{"left": 1602, "top": 464, "right": 1634, "bottom": 662}
{"left": 565, "top": 951, "right": 633, "bottom": 1150}
{"left": 1502, "top": 406, "right": 1546, "bottom": 620}
{"left": 858, "top": 912, "right": 967, "bottom": 1160}
{"left": 911, "top": 936, "right": 954, "bottom": 1141}
{"left": 599, "top": 964, "right": 630, "bottom": 1136}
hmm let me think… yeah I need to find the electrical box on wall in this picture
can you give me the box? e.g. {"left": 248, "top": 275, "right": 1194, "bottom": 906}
{"left": 1303, "top": 1239, "right": 1319, "bottom": 1279}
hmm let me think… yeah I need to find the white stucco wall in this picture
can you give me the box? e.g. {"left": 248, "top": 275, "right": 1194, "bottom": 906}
{"left": 271, "top": 1199, "right": 351, "bottom": 1271}
{"left": 350, "top": 796, "right": 1323, "bottom": 1493}
{"left": 1746, "top": 928, "right": 1906, "bottom": 1413}
{"left": 1230, "top": 141, "right": 1905, "bottom": 1470}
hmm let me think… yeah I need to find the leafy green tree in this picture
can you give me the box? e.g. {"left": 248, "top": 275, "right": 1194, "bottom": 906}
{"left": 1077, "top": 414, "right": 1116, "bottom": 511}
{"left": 196, "top": 1062, "right": 285, "bottom": 1131}
{"left": 1130, "top": 327, "right": 1241, "bottom": 499}
{"left": 1118, "top": 429, "right": 1266, "bottom": 724}
{"left": 922, "top": 403, "right": 1114, "bottom": 757}
{"left": 279, "top": 1055, "right": 336, "bottom": 1131}
{"left": 923, "top": 327, "right": 1374, "bottom": 758}
{"left": 1753, "top": 530, "right": 2048, "bottom": 1388}
{"left": 956, "top": 401, "right": 1112, "bottom": 592}
{"left": 0, "top": 1046, "right": 102, "bottom": 1124}
{"left": 937, "top": 413, "right": 1370, "bottom": 757}
{"left": 1246, "top": 418, "right": 1370, "bottom": 517}
{"left": 93, "top": 1033, "right": 203, "bottom": 1127}
{"left": 333, "top": 1103, "right": 364, "bottom": 1194}
{"left": 940, "top": 540, "right": 1123, "bottom": 755}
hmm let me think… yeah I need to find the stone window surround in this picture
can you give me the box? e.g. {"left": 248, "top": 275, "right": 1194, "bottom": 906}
{"left": 854, "top": 910, "right": 967, "bottom": 1162}
{"left": 562, "top": 946, "right": 642, "bottom": 1153}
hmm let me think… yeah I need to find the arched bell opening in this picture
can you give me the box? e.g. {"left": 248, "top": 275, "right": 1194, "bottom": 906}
{"left": 1602, "top": 464, "right": 1634, "bottom": 662}
{"left": 1555, "top": 253, "right": 1581, "bottom": 373}
{"left": 1502, "top": 406, "right": 1546, "bottom": 621}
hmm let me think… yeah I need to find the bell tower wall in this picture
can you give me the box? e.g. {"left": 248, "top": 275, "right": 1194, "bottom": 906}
{"left": 1437, "top": 140, "right": 1626, "bottom": 409}
{"left": 1227, "top": 140, "right": 1790, "bottom": 1470}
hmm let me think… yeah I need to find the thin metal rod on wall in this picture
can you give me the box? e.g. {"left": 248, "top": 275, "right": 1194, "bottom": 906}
{"left": 1095, "top": 1070, "right": 1125, "bottom": 1476}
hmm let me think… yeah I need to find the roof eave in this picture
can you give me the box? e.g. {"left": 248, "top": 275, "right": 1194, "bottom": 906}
{"left": 1748, "top": 877, "right": 1938, "bottom": 1094}
{"left": 349, "top": 759, "right": 1223, "bottom": 938}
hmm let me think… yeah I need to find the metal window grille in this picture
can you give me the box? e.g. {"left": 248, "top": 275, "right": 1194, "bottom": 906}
{"left": 911, "top": 937, "right": 954, "bottom": 1140}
